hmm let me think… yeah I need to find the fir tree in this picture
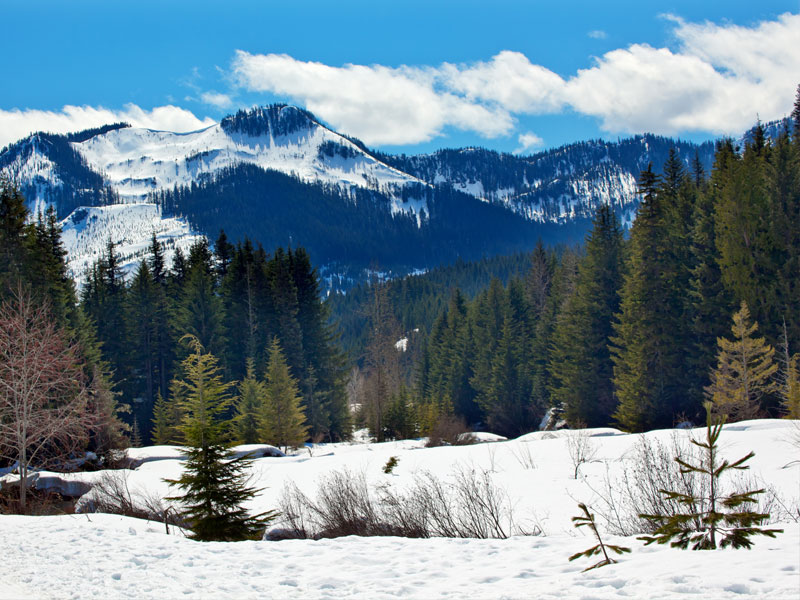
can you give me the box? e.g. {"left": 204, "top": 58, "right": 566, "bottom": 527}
{"left": 235, "top": 358, "right": 265, "bottom": 444}
{"left": 262, "top": 338, "right": 308, "bottom": 452}
{"left": 612, "top": 162, "right": 693, "bottom": 431}
{"left": 151, "top": 391, "right": 174, "bottom": 445}
{"left": 569, "top": 503, "right": 630, "bottom": 570}
{"left": 384, "top": 385, "right": 417, "bottom": 440}
{"left": 687, "top": 141, "right": 735, "bottom": 411}
{"left": 550, "top": 204, "right": 624, "bottom": 427}
{"left": 791, "top": 83, "right": 800, "bottom": 141}
{"left": 127, "top": 260, "right": 158, "bottom": 435}
{"left": 778, "top": 320, "right": 800, "bottom": 418}
{"left": 147, "top": 233, "right": 172, "bottom": 399}
{"left": 166, "top": 335, "right": 272, "bottom": 541}
{"left": 640, "top": 403, "right": 782, "bottom": 550}
{"left": 174, "top": 255, "right": 227, "bottom": 365}
{"left": 705, "top": 301, "right": 777, "bottom": 421}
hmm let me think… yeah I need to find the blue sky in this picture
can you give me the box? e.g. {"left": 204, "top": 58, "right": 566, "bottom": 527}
{"left": 2, "top": 1, "right": 798, "bottom": 154}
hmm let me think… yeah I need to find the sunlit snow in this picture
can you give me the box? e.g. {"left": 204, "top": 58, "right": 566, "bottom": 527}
{"left": 0, "top": 419, "right": 797, "bottom": 598}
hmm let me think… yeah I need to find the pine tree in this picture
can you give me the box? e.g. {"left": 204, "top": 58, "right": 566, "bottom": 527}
{"left": 525, "top": 239, "right": 552, "bottom": 320}
{"left": 262, "top": 338, "right": 308, "bottom": 452}
{"left": 235, "top": 358, "right": 265, "bottom": 444}
{"left": 422, "top": 289, "right": 477, "bottom": 425}
{"left": 550, "top": 204, "right": 624, "bottom": 427}
{"left": 127, "top": 260, "right": 158, "bottom": 437}
{"left": 290, "top": 247, "right": 350, "bottom": 440}
{"left": 147, "top": 233, "right": 172, "bottom": 400}
{"left": 714, "top": 144, "right": 777, "bottom": 332}
{"left": 151, "top": 391, "right": 174, "bottom": 445}
{"left": 174, "top": 254, "right": 227, "bottom": 365}
{"left": 483, "top": 280, "right": 538, "bottom": 436}
{"left": 469, "top": 278, "right": 506, "bottom": 416}
{"left": 791, "top": 83, "right": 800, "bottom": 141}
{"left": 166, "top": 442, "right": 273, "bottom": 541}
{"left": 612, "top": 162, "right": 693, "bottom": 431}
{"left": 0, "top": 182, "right": 28, "bottom": 285}
{"left": 214, "top": 229, "right": 234, "bottom": 280}
{"left": 704, "top": 301, "right": 777, "bottom": 421}
{"left": 384, "top": 385, "right": 417, "bottom": 440}
{"left": 165, "top": 335, "right": 272, "bottom": 541}
{"left": 687, "top": 141, "right": 735, "bottom": 410}
{"left": 640, "top": 403, "right": 782, "bottom": 550}
{"left": 778, "top": 320, "right": 800, "bottom": 418}
{"left": 569, "top": 503, "right": 630, "bottom": 570}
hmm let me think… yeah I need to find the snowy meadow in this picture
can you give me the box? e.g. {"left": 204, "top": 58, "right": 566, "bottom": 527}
{"left": 1, "top": 419, "right": 798, "bottom": 599}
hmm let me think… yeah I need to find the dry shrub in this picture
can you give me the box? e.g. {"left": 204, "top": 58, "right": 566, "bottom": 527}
{"left": 566, "top": 428, "right": 598, "bottom": 479}
{"left": 277, "top": 469, "right": 424, "bottom": 539}
{"left": 590, "top": 432, "right": 793, "bottom": 535}
{"left": 0, "top": 484, "right": 75, "bottom": 515}
{"left": 277, "top": 465, "right": 528, "bottom": 540}
{"left": 590, "top": 433, "right": 708, "bottom": 536}
{"left": 426, "top": 415, "right": 475, "bottom": 448}
{"left": 82, "top": 470, "right": 185, "bottom": 531}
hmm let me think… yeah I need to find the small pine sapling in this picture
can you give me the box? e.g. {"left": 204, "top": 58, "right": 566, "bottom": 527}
{"left": 569, "top": 503, "right": 631, "bottom": 571}
{"left": 639, "top": 402, "right": 783, "bottom": 550}
{"left": 383, "top": 456, "right": 399, "bottom": 474}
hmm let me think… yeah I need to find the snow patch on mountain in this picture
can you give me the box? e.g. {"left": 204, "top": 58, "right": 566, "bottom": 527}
{"left": 73, "top": 111, "right": 428, "bottom": 222}
{"left": 59, "top": 204, "right": 202, "bottom": 284}
{"left": 1, "top": 136, "right": 62, "bottom": 216}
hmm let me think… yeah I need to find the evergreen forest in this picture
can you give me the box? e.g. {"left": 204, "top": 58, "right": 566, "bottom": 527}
{"left": 1, "top": 93, "right": 799, "bottom": 454}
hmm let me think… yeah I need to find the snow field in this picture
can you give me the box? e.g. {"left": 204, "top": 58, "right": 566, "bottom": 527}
{"left": 0, "top": 419, "right": 798, "bottom": 599}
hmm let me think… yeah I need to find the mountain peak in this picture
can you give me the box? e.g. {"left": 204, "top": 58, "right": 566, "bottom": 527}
{"left": 220, "top": 104, "right": 319, "bottom": 138}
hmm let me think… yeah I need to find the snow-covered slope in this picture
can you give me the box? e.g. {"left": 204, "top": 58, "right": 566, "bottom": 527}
{"left": 59, "top": 204, "right": 203, "bottom": 283}
{"left": 0, "top": 136, "right": 63, "bottom": 216}
{"left": 379, "top": 137, "right": 715, "bottom": 227}
{"left": 74, "top": 106, "right": 425, "bottom": 210}
{"left": 0, "top": 419, "right": 797, "bottom": 599}
{"left": 0, "top": 106, "right": 435, "bottom": 283}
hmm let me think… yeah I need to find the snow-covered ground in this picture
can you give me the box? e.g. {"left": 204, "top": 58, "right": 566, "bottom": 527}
{"left": 1, "top": 420, "right": 798, "bottom": 599}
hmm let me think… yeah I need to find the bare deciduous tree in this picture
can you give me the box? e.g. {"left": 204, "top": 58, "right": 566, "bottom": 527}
{"left": 0, "top": 286, "right": 94, "bottom": 512}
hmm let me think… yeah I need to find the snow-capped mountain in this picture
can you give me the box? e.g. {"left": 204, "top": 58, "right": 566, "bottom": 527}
{"left": 378, "top": 136, "right": 716, "bottom": 229}
{"left": 0, "top": 104, "right": 722, "bottom": 285}
{"left": 75, "top": 106, "right": 427, "bottom": 216}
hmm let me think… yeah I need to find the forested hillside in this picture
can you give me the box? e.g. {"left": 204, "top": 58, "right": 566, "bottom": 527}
{"left": 359, "top": 114, "right": 800, "bottom": 439}
{"left": 154, "top": 163, "right": 584, "bottom": 273}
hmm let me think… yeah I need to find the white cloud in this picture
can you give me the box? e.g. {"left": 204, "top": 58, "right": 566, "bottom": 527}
{"left": 441, "top": 51, "right": 565, "bottom": 113}
{"left": 0, "top": 104, "right": 216, "bottom": 149}
{"left": 514, "top": 132, "right": 545, "bottom": 155}
{"left": 233, "top": 51, "right": 512, "bottom": 145}
{"left": 232, "top": 12, "right": 800, "bottom": 145}
{"left": 588, "top": 30, "right": 607, "bottom": 39}
{"left": 563, "top": 13, "right": 800, "bottom": 135}
{"left": 200, "top": 91, "right": 234, "bottom": 109}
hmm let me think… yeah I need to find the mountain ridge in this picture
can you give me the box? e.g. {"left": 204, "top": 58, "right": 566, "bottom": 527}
{"left": 0, "top": 104, "right": 752, "bottom": 287}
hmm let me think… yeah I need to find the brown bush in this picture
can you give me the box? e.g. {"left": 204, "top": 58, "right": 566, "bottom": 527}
{"left": 426, "top": 415, "right": 476, "bottom": 448}
{"left": 277, "top": 465, "right": 527, "bottom": 540}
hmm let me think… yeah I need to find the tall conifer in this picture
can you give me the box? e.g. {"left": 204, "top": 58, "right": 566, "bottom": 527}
{"left": 550, "top": 204, "right": 624, "bottom": 426}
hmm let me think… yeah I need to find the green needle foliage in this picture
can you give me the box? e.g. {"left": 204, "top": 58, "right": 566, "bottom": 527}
{"left": 166, "top": 335, "right": 275, "bottom": 541}
{"left": 704, "top": 301, "right": 777, "bottom": 422}
{"left": 383, "top": 456, "right": 399, "bottom": 474}
{"left": 569, "top": 503, "right": 631, "bottom": 571}
{"left": 639, "top": 402, "right": 782, "bottom": 550}
{"left": 262, "top": 337, "right": 308, "bottom": 453}
{"left": 235, "top": 358, "right": 266, "bottom": 444}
